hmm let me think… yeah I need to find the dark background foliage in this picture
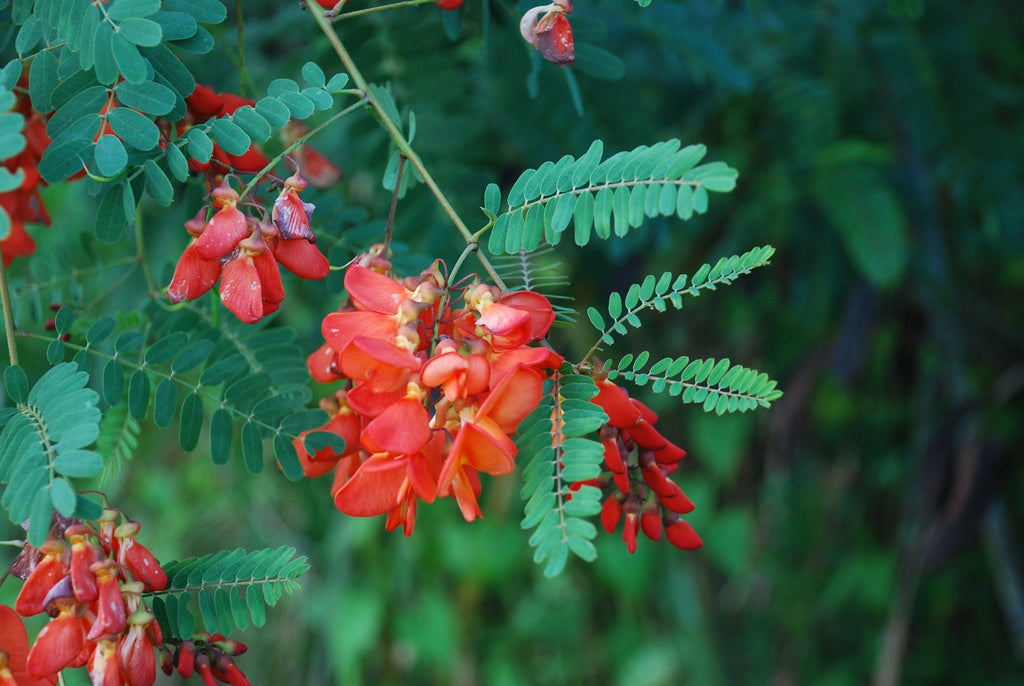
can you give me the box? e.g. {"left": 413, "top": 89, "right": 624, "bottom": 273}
{"left": 5, "top": 0, "right": 1024, "bottom": 684}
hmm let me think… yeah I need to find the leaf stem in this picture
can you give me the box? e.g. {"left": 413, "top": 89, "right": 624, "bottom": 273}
{"left": 383, "top": 154, "right": 405, "bottom": 253}
{"left": 332, "top": 0, "right": 438, "bottom": 20}
{"left": 0, "top": 257, "right": 19, "bottom": 366}
{"left": 306, "top": 3, "right": 507, "bottom": 289}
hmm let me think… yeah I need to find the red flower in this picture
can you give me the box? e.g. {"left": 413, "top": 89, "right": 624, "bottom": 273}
{"left": 14, "top": 541, "right": 68, "bottom": 617}
{"left": 115, "top": 522, "right": 168, "bottom": 592}
{"left": 193, "top": 183, "right": 248, "bottom": 260}
{"left": 117, "top": 611, "right": 156, "bottom": 686}
{"left": 0, "top": 605, "right": 57, "bottom": 686}
{"left": 26, "top": 598, "right": 84, "bottom": 680}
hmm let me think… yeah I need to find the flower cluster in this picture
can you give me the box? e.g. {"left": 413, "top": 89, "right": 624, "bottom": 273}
{"left": 520, "top": 0, "right": 575, "bottom": 66}
{"left": 1, "top": 86, "right": 63, "bottom": 267}
{"left": 1, "top": 511, "right": 164, "bottom": 686}
{"left": 166, "top": 173, "right": 329, "bottom": 323}
{"left": 298, "top": 249, "right": 562, "bottom": 534}
{"left": 583, "top": 373, "right": 703, "bottom": 553}
{"left": 161, "top": 632, "right": 249, "bottom": 686}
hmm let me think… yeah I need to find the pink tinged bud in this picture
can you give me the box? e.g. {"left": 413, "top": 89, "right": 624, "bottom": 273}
{"left": 26, "top": 600, "right": 84, "bottom": 679}
{"left": 86, "top": 561, "right": 126, "bottom": 641}
{"left": 664, "top": 515, "right": 703, "bottom": 550}
{"left": 193, "top": 204, "right": 248, "bottom": 260}
{"left": 15, "top": 540, "right": 68, "bottom": 617}
{"left": 167, "top": 243, "right": 221, "bottom": 304}
{"left": 118, "top": 612, "right": 156, "bottom": 686}
{"left": 534, "top": 12, "right": 575, "bottom": 66}
{"left": 272, "top": 186, "right": 316, "bottom": 241}
{"left": 116, "top": 522, "right": 168, "bottom": 591}
{"left": 159, "top": 645, "right": 175, "bottom": 676}
{"left": 65, "top": 525, "right": 100, "bottom": 604}
{"left": 184, "top": 209, "right": 208, "bottom": 237}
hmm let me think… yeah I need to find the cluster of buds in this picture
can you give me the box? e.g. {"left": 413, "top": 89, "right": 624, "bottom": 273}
{"left": 298, "top": 248, "right": 562, "bottom": 534}
{"left": 582, "top": 373, "right": 703, "bottom": 552}
{"left": 1, "top": 81, "right": 66, "bottom": 267}
{"left": 520, "top": 0, "right": 575, "bottom": 66}
{"left": 161, "top": 632, "right": 249, "bottom": 686}
{"left": 2, "top": 510, "right": 169, "bottom": 685}
{"left": 166, "top": 174, "right": 329, "bottom": 323}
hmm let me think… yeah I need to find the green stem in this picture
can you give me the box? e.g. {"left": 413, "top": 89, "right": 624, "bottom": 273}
{"left": 238, "top": 97, "right": 368, "bottom": 202}
{"left": 382, "top": 155, "right": 405, "bottom": 252}
{"left": 306, "top": 3, "right": 507, "bottom": 290}
{"left": 0, "top": 257, "right": 19, "bottom": 366}
{"left": 334, "top": 0, "right": 438, "bottom": 20}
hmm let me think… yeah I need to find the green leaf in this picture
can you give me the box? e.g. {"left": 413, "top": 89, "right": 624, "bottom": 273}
{"left": 143, "top": 159, "right": 173, "bottom": 205}
{"left": 171, "top": 339, "right": 216, "bottom": 374}
{"left": 254, "top": 97, "right": 290, "bottom": 127}
{"left": 95, "top": 182, "right": 127, "bottom": 243}
{"left": 27, "top": 486, "right": 52, "bottom": 546}
{"left": 210, "top": 408, "right": 232, "bottom": 464}
{"left": 50, "top": 478, "right": 77, "bottom": 516}
{"left": 128, "top": 369, "right": 150, "bottom": 419}
{"left": 52, "top": 449, "right": 103, "bottom": 478}
{"left": 111, "top": 33, "right": 149, "bottom": 83}
{"left": 301, "top": 61, "right": 326, "bottom": 88}
{"left": 103, "top": 359, "right": 124, "bottom": 404}
{"left": 28, "top": 49, "right": 59, "bottom": 112}
{"left": 94, "top": 134, "right": 128, "bottom": 177}
{"left": 166, "top": 140, "right": 190, "bottom": 181}
{"left": 115, "top": 80, "right": 176, "bottom": 116}
{"left": 152, "top": 10, "right": 198, "bottom": 40}
{"left": 153, "top": 378, "right": 178, "bottom": 428}
{"left": 241, "top": 421, "right": 263, "bottom": 473}
{"left": 230, "top": 106, "right": 271, "bottom": 143}
{"left": 178, "top": 392, "right": 204, "bottom": 451}
{"left": 187, "top": 127, "right": 213, "bottom": 163}
{"left": 209, "top": 117, "right": 251, "bottom": 156}
{"left": 163, "top": 0, "right": 228, "bottom": 24}
{"left": 4, "top": 366, "right": 28, "bottom": 404}
{"left": 107, "top": 0, "right": 162, "bottom": 20}
{"left": 117, "top": 17, "right": 163, "bottom": 47}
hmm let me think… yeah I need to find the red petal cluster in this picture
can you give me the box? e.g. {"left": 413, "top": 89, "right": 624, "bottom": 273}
{"left": 299, "top": 249, "right": 562, "bottom": 535}
{"left": 160, "top": 632, "right": 249, "bottom": 686}
{"left": 166, "top": 174, "right": 329, "bottom": 323}
{"left": 1, "top": 86, "right": 63, "bottom": 267}
{"left": 580, "top": 373, "right": 703, "bottom": 552}
{"left": 6, "top": 510, "right": 172, "bottom": 685}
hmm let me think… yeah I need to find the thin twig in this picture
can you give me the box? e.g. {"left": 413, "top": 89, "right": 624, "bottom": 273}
{"left": 0, "top": 257, "right": 19, "bottom": 366}
{"left": 306, "top": 3, "right": 507, "bottom": 289}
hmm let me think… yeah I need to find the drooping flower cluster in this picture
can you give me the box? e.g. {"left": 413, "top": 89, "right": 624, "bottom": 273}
{"left": 166, "top": 173, "right": 329, "bottom": 323}
{"left": 2, "top": 511, "right": 164, "bottom": 685}
{"left": 297, "top": 249, "right": 562, "bottom": 534}
{"left": 1, "top": 86, "right": 63, "bottom": 267}
{"left": 520, "top": 0, "right": 575, "bottom": 66}
{"left": 581, "top": 372, "right": 704, "bottom": 552}
{"left": 0, "top": 511, "right": 251, "bottom": 686}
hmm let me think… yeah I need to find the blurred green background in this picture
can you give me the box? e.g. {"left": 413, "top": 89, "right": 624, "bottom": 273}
{"left": 6, "top": 0, "right": 1024, "bottom": 684}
